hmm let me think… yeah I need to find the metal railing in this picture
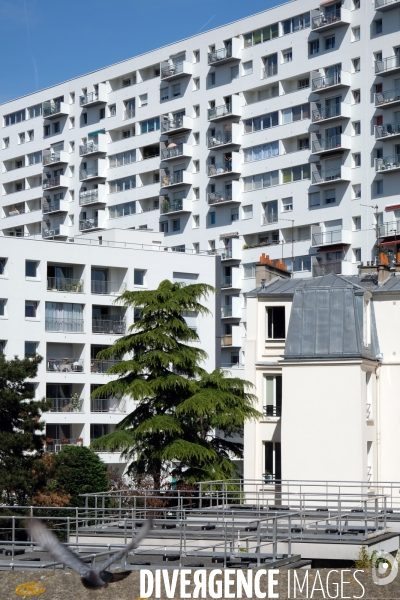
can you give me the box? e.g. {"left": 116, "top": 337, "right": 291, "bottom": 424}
{"left": 80, "top": 167, "right": 100, "bottom": 180}
{"left": 312, "top": 167, "right": 342, "bottom": 184}
{"left": 124, "top": 108, "right": 135, "bottom": 120}
{"left": 312, "top": 229, "right": 343, "bottom": 246}
{"left": 262, "top": 64, "right": 278, "bottom": 79}
{"left": 221, "top": 334, "right": 232, "bottom": 346}
{"left": 92, "top": 318, "right": 126, "bottom": 334}
{"left": 42, "top": 177, "right": 61, "bottom": 190}
{"left": 161, "top": 144, "right": 183, "bottom": 160}
{"left": 221, "top": 305, "right": 232, "bottom": 317}
{"left": 207, "top": 190, "right": 234, "bottom": 204}
{"left": 263, "top": 405, "right": 282, "bottom": 417}
{"left": 6, "top": 207, "right": 25, "bottom": 216}
{"left": 312, "top": 134, "right": 342, "bottom": 152}
{"left": 80, "top": 91, "right": 99, "bottom": 106}
{"left": 47, "top": 277, "right": 83, "bottom": 292}
{"left": 208, "top": 103, "right": 231, "bottom": 120}
{"left": 46, "top": 438, "right": 78, "bottom": 451}
{"left": 43, "top": 152, "right": 63, "bottom": 166}
{"left": 312, "top": 104, "right": 341, "bottom": 122}
{"left": 79, "top": 142, "right": 100, "bottom": 156}
{"left": 90, "top": 359, "right": 122, "bottom": 373}
{"left": 161, "top": 116, "right": 185, "bottom": 132}
{"left": 46, "top": 358, "right": 84, "bottom": 372}
{"left": 375, "top": 0, "right": 400, "bottom": 6}
{"left": 48, "top": 398, "right": 83, "bottom": 413}
{"left": 312, "top": 71, "right": 342, "bottom": 91}
{"left": 42, "top": 227, "right": 61, "bottom": 238}
{"left": 161, "top": 62, "right": 185, "bottom": 79}
{"left": 207, "top": 132, "right": 233, "bottom": 148}
{"left": 79, "top": 189, "right": 99, "bottom": 205}
{"left": 375, "top": 88, "right": 400, "bottom": 106}
{"left": 312, "top": 260, "right": 343, "bottom": 277}
{"left": 312, "top": 9, "right": 341, "bottom": 29}
{"left": 221, "top": 276, "right": 232, "bottom": 288}
{"left": 378, "top": 219, "right": 400, "bottom": 236}
{"left": 207, "top": 162, "right": 233, "bottom": 176}
{"left": 375, "top": 54, "right": 400, "bottom": 74}
{"left": 375, "top": 121, "right": 400, "bottom": 139}
{"left": 160, "top": 200, "right": 183, "bottom": 214}
{"left": 45, "top": 318, "right": 84, "bottom": 333}
{"left": 42, "top": 200, "right": 62, "bottom": 213}
{"left": 43, "top": 101, "right": 62, "bottom": 117}
{"left": 262, "top": 213, "right": 278, "bottom": 225}
{"left": 90, "top": 398, "right": 126, "bottom": 413}
{"left": 208, "top": 46, "right": 232, "bottom": 64}
{"left": 161, "top": 171, "right": 184, "bottom": 186}
{"left": 375, "top": 154, "right": 400, "bottom": 171}
{"left": 91, "top": 280, "right": 126, "bottom": 295}
{"left": 221, "top": 248, "right": 233, "bottom": 259}
{"left": 79, "top": 218, "right": 99, "bottom": 231}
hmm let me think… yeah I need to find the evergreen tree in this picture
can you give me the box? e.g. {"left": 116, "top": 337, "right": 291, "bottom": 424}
{"left": 91, "top": 280, "right": 259, "bottom": 486}
{"left": 0, "top": 354, "right": 50, "bottom": 505}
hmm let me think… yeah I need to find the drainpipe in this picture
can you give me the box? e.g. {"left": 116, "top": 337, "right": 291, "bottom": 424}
{"left": 376, "top": 364, "right": 381, "bottom": 483}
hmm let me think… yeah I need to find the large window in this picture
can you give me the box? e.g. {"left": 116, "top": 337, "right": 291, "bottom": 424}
{"left": 282, "top": 164, "right": 310, "bottom": 183}
{"left": 108, "top": 175, "right": 136, "bottom": 194}
{"left": 25, "top": 301, "right": 38, "bottom": 318}
{"left": 45, "top": 302, "right": 84, "bottom": 332}
{"left": 282, "top": 13, "right": 310, "bottom": 34}
{"left": 282, "top": 103, "right": 310, "bottom": 124}
{"left": 244, "top": 170, "right": 279, "bottom": 191}
{"left": 244, "top": 141, "right": 279, "bottom": 162}
{"left": 264, "top": 441, "right": 281, "bottom": 480}
{"left": 266, "top": 306, "right": 285, "bottom": 339}
{"left": 28, "top": 104, "right": 42, "bottom": 119}
{"left": 244, "top": 111, "right": 278, "bottom": 133}
{"left": 109, "top": 201, "right": 136, "bottom": 219}
{"left": 4, "top": 109, "right": 25, "bottom": 126}
{"left": 109, "top": 149, "right": 136, "bottom": 168}
{"left": 28, "top": 151, "right": 42, "bottom": 165}
{"left": 244, "top": 24, "right": 278, "bottom": 47}
{"left": 140, "top": 116, "right": 160, "bottom": 134}
{"left": 264, "top": 375, "right": 282, "bottom": 417}
{"left": 293, "top": 255, "right": 311, "bottom": 272}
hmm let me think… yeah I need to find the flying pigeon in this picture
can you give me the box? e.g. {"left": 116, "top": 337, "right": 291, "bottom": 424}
{"left": 27, "top": 517, "right": 153, "bottom": 589}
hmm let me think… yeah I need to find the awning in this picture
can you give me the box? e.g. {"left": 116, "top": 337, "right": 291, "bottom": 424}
{"left": 219, "top": 232, "right": 239, "bottom": 239}
{"left": 88, "top": 129, "right": 105, "bottom": 137}
{"left": 317, "top": 245, "right": 345, "bottom": 253}
{"left": 379, "top": 240, "right": 399, "bottom": 247}
{"left": 385, "top": 204, "right": 400, "bottom": 211}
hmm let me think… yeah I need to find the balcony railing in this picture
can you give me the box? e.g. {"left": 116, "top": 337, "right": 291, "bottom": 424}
{"left": 161, "top": 144, "right": 183, "bottom": 160}
{"left": 378, "top": 219, "right": 400, "bottom": 236}
{"left": 47, "top": 277, "right": 83, "bottom": 292}
{"left": 263, "top": 405, "right": 282, "bottom": 417}
{"left": 221, "top": 276, "right": 232, "bottom": 288}
{"left": 79, "top": 218, "right": 99, "bottom": 231}
{"left": 160, "top": 200, "right": 183, "bottom": 214}
{"left": 42, "top": 177, "right": 61, "bottom": 190}
{"left": 312, "top": 229, "right": 343, "bottom": 246}
{"left": 47, "top": 358, "right": 84, "bottom": 372}
{"left": 79, "top": 190, "right": 99, "bottom": 205}
{"left": 42, "top": 227, "right": 61, "bottom": 238}
{"left": 92, "top": 318, "right": 126, "bottom": 334}
{"left": 45, "top": 438, "right": 78, "bottom": 451}
{"left": 312, "top": 104, "right": 341, "bottom": 122}
{"left": 161, "top": 62, "right": 184, "bottom": 79}
{"left": 124, "top": 108, "right": 135, "bottom": 120}
{"left": 375, "top": 0, "right": 400, "bottom": 6}
{"left": 79, "top": 142, "right": 100, "bottom": 156}
{"left": 43, "top": 101, "right": 62, "bottom": 118}
{"left": 208, "top": 46, "right": 232, "bottom": 64}
{"left": 207, "top": 162, "right": 233, "bottom": 176}
{"left": 80, "top": 91, "right": 99, "bottom": 106}
{"left": 221, "top": 306, "right": 232, "bottom": 317}
{"left": 208, "top": 133, "right": 233, "bottom": 148}
{"left": 262, "top": 213, "right": 278, "bottom": 225}
{"left": 262, "top": 64, "right": 278, "bottom": 79}
{"left": 42, "top": 200, "right": 62, "bottom": 214}
{"left": 375, "top": 122, "right": 400, "bottom": 139}
{"left": 312, "top": 260, "right": 343, "bottom": 277}
{"left": 375, "top": 88, "right": 400, "bottom": 106}
{"left": 161, "top": 116, "right": 184, "bottom": 133}
{"left": 90, "top": 359, "right": 122, "bottom": 373}
{"left": 45, "top": 319, "right": 84, "bottom": 333}
{"left": 312, "top": 9, "right": 341, "bottom": 29}
{"left": 208, "top": 104, "right": 231, "bottom": 120}
{"left": 91, "top": 280, "right": 126, "bottom": 295}
{"left": 375, "top": 55, "right": 400, "bottom": 74}
{"left": 375, "top": 154, "right": 400, "bottom": 171}
{"left": 312, "top": 134, "right": 342, "bottom": 153}
{"left": 221, "top": 334, "right": 232, "bottom": 346}
{"left": 207, "top": 190, "right": 234, "bottom": 204}
{"left": 80, "top": 167, "right": 100, "bottom": 180}
{"left": 43, "top": 152, "right": 63, "bottom": 166}
{"left": 161, "top": 171, "right": 184, "bottom": 186}
{"left": 312, "top": 167, "right": 342, "bottom": 184}
{"left": 312, "top": 72, "right": 342, "bottom": 91}
{"left": 221, "top": 248, "right": 232, "bottom": 259}
{"left": 48, "top": 398, "right": 83, "bottom": 413}
{"left": 90, "top": 398, "right": 126, "bottom": 413}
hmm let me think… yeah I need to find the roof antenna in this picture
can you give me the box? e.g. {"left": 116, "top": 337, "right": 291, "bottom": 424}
{"left": 261, "top": 278, "right": 266, "bottom": 290}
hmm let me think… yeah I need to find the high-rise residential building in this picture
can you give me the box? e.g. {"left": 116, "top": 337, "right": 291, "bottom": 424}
{"left": 1, "top": 0, "right": 399, "bottom": 374}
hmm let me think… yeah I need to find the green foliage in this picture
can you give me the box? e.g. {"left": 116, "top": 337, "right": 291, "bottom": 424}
{"left": 51, "top": 446, "right": 109, "bottom": 507}
{"left": 354, "top": 546, "right": 372, "bottom": 569}
{"left": 0, "top": 354, "right": 50, "bottom": 505}
{"left": 91, "top": 280, "right": 260, "bottom": 486}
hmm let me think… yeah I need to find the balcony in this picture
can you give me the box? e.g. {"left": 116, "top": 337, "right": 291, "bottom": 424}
{"left": 80, "top": 85, "right": 107, "bottom": 107}
{"left": 42, "top": 175, "right": 69, "bottom": 190}
{"left": 207, "top": 190, "right": 239, "bottom": 206}
{"left": 160, "top": 170, "right": 191, "bottom": 188}
{"left": 43, "top": 101, "right": 69, "bottom": 119}
{"left": 207, "top": 155, "right": 241, "bottom": 178}
{"left": 312, "top": 103, "right": 351, "bottom": 123}
{"left": 375, "top": 55, "right": 400, "bottom": 76}
{"left": 160, "top": 61, "right": 193, "bottom": 81}
{"left": 46, "top": 358, "right": 84, "bottom": 372}
{"left": 375, "top": 0, "right": 400, "bottom": 10}
{"left": 42, "top": 224, "right": 70, "bottom": 238}
{"left": 221, "top": 275, "right": 233, "bottom": 288}
{"left": 90, "top": 359, "right": 121, "bottom": 373}
{"left": 311, "top": 8, "right": 350, "bottom": 32}
{"left": 92, "top": 317, "right": 126, "bottom": 335}
{"left": 375, "top": 155, "right": 400, "bottom": 172}
{"left": 45, "top": 318, "right": 84, "bottom": 333}
{"left": 378, "top": 219, "right": 400, "bottom": 237}
{"left": 42, "top": 199, "right": 68, "bottom": 214}
{"left": 160, "top": 143, "right": 191, "bottom": 161}
{"left": 208, "top": 46, "right": 233, "bottom": 65}
{"left": 221, "top": 306, "right": 234, "bottom": 318}
{"left": 208, "top": 103, "right": 232, "bottom": 122}
{"left": 311, "top": 229, "right": 352, "bottom": 247}
{"left": 43, "top": 151, "right": 69, "bottom": 166}
{"left": 221, "top": 334, "right": 232, "bottom": 346}
{"left": 263, "top": 405, "right": 282, "bottom": 418}
{"left": 375, "top": 122, "right": 400, "bottom": 141}
{"left": 79, "top": 188, "right": 106, "bottom": 206}
{"left": 375, "top": 88, "right": 400, "bottom": 108}
{"left": 79, "top": 162, "right": 106, "bottom": 181}
{"left": 312, "top": 165, "right": 351, "bottom": 185}
{"left": 48, "top": 398, "right": 83, "bottom": 413}
{"left": 45, "top": 439, "right": 79, "bottom": 452}
{"left": 160, "top": 198, "right": 191, "bottom": 214}
{"left": 207, "top": 123, "right": 240, "bottom": 149}
{"left": 262, "top": 64, "right": 278, "bottom": 79}
{"left": 79, "top": 137, "right": 107, "bottom": 156}
{"left": 91, "top": 280, "right": 127, "bottom": 295}
{"left": 311, "top": 71, "right": 350, "bottom": 92}
{"left": 79, "top": 218, "right": 101, "bottom": 231}
{"left": 47, "top": 277, "right": 84, "bottom": 292}
{"left": 161, "top": 115, "right": 192, "bottom": 134}
{"left": 312, "top": 260, "right": 343, "bottom": 277}
{"left": 91, "top": 398, "right": 126, "bottom": 413}
{"left": 311, "top": 134, "right": 347, "bottom": 156}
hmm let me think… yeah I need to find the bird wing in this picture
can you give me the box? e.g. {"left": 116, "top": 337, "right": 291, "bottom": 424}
{"left": 27, "top": 519, "right": 91, "bottom": 577}
{"left": 98, "top": 518, "right": 153, "bottom": 572}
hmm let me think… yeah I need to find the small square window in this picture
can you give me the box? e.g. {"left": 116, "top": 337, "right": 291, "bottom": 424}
{"left": 353, "top": 216, "right": 361, "bottom": 231}
{"left": 69, "top": 117, "right": 75, "bottom": 129}
{"left": 27, "top": 130, "right": 34, "bottom": 141}
{"left": 282, "top": 197, "right": 293, "bottom": 212}
{"left": 53, "top": 122, "right": 60, "bottom": 134}
{"left": 82, "top": 113, "right": 88, "bottom": 125}
{"left": 193, "top": 50, "right": 200, "bottom": 63}
{"left": 44, "top": 125, "right": 50, "bottom": 136}
{"left": 25, "top": 260, "right": 38, "bottom": 278}
{"left": 324, "top": 189, "right": 336, "bottom": 204}
{"left": 325, "top": 36, "right": 335, "bottom": 50}
{"left": 352, "top": 58, "right": 360, "bottom": 72}
{"left": 376, "top": 180, "right": 383, "bottom": 195}
{"left": 172, "top": 83, "right": 181, "bottom": 97}
{"left": 3, "top": 137, "right": 9, "bottom": 149}
{"left": 353, "top": 121, "right": 361, "bottom": 135}
{"left": 309, "top": 40, "right": 319, "bottom": 56}
{"left": 353, "top": 153, "right": 361, "bottom": 167}
{"left": 193, "top": 78, "right": 200, "bottom": 91}
{"left": 209, "top": 72, "right": 216, "bottom": 85}
{"left": 352, "top": 26, "right": 360, "bottom": 41}
{"left": 134, "top": 269, "right": 145, "bottom": 286}
{"left": 25, "top": 301, "right": 37, "bottom": 318}
{"left": 242, "top": 61, "right": 253, "bottom": 76}
{"left": 231, "top": 65, "right": 239, "bottom": 80}
{"left": 25, "top": 341, "right": 38, "bottom": 357}
{"left": 109, "top": 104, "right": 116, "bottom": 117}
{"left": 193, "top": 132, "right": 199, "bottom": 145}
{"left": 353, "top": 184, "right": 361, "bottom": 199}
{"left": 172, "top": 219, "right": 180, "bottom": 231}
{"left": 0, "top": 299, "right": 5, "bottom": 317}
{"left": 193, "top": 105, "right": 200, "bottom": 118}
{"left": 192, "top": 215, "right": 199, "bottom": 228}
{"left": 193, "top": 187, "right": 200, "bottom": 200}
{"left": 242, "top": 204, "right": 253, "bottom": 220}
{"left": 282, "top": 49, "right": 292, "bottom": 63}
{"left": 231, "top": 208, "right": 239, "bottom": 222}
{"left": 354, "top": 248, "right": 361, "bottom": 262}
{"left": 209, "top": 212, "right": 216, "bottom": 225}
{"left": 375, "top": 19, "right": 382, "bottom": 35}
{"left": 352, "top": 89, "right": 361, "bottom": 104}
{"left": 193, "top": 160, "right": 199, "bottom": 173}
{"left": 99, "top": 107, "right": 105, "bottom": 119}
{"left": 0, "top": 258, "right": 6, "bottom": 275}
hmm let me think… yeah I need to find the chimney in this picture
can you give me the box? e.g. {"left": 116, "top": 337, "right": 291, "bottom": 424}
{"left": 255, "top": 254, "right": 291, "bottom": 288}
{"left": 359, "top": 254, "right": 391, "bottom": 284}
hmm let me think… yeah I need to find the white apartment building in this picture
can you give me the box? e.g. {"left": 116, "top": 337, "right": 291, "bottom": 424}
{"left": 0, "top": 0, "right": 399, "bottom": 371}
{"left": 244, "top": 258, "right": 400, "bottom": 484}
{"left": 0, "top": 232, "right": 219, "bottom": 473}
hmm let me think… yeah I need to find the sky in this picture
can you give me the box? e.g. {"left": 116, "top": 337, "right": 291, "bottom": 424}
{"left": 0, "top": 0, "right": 283, "bottom": 104}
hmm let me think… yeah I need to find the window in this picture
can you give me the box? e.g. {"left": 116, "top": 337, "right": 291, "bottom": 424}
{"left": 243, "top": 263, "right": 255, "bottom": 278}
{"left": 242, "top": 204, "right": 253, "bottom": 220}
{"left": 139, "top": 94, "right": 148, "bottom": 107}
{"left": 242, "top": 61, "right": 253, "bottom": 76}
{"left": 160, "top": 88, "right": 169, "bottom": 101}
{"left": 122, "top": 130, "right": 131, "bottom": 139}
{"left": 140, "top": 117, "right": 160, "bottom": 134}
{"left": 122, "top": 78, "right": 131, "bottom": 88}
{"left": 108, "top": 175, "right": 136, "bottom": 193}
{"left": 282, "top": 103, "right": 310, "bottom": 124}
{"left": 375, "top": 20, "right": 382, "bottom": 35}
{"left": 353, "top": 121, "right": 361, "bottom": 135}
{"left": 99, "top": 107, "right": 105, "bottom": 119}
{"left": 0, "top": 258, "right": 6, "bottom": 276}
{"left": 309, "top": 192, "right": 320, "bottom": 208}
{"left": 193, "top": 187, "right": 199, "bottom": 199}
{"left": 172, "top": 83, "right": 181, "bottom": 97}
{"left": 231, "top": 208, "right": 239, "bottom": 222}
{"left": 244, "top": 169, "right": 279, "bottom": 191}
{"left": 231, "top": 65, "right": 239, "bottom": 80}
{"left": 282, "top": 164, "right": 310, "bottom": 183}
{"left": 282, "top": 49, "right": 292, "bottom": 63}
{"left": 82, "top": 112, "right": 88, "bottom": 125}
{"left": 352, "top": 27, "right": 360, "bottom": 41}
{"left": 25, "top": 301, "right": 37, "bottom": 318}
{"left": 0, "top": 300, "right": 5, "bottom": 317}
{"left": 352, "top": 89, "right": 361, "bottom": 104}
{"left": 0, "top": 341, "right": 5, "bottom": 354}
{"left": 264, "top": 375, "right": 282, "bottom": 417}
{"left": 324, "top": 189, "right": 336, "bottom": 205}
{"left": 244, "top": 141, "right": 279, "bottom": 162}
{"left": 244, "top": 111, "right": 279, "bottom": 133}
{"left": 26, "top": 260, "right": 38, "bottom": 278}
{"left": 3, "top": 137, "right": 9, "bottom": 149}
{"left": 4, "top": 109, "right": 25, "bottom": 126}
{"left": 172, "top": 245, "right": 185, "bottom": 253}
{"left": 193, "top": 105, "right": 200, "bottom": 118}
{"left": 353, "top": 0, "right": 360, "bottom": 9}
{"left": 354, "top": 248, "right": 361, "bottom": 262}
{"left": 134, "top": 269, "right": 145, "bottom": 286}
{"left": 193, "top": 77, "right": 200, "bottom": 91}
{"left": 27, "top": 130, "right": 34, "bottom": 141}
{"left": 353, "top": 153, "right": 361, "bottom": 167}
{"left": 209, "top": 212, "right": 216, "bottom": 226}
{"left": 352, "top": 58, "right": 360, "bottom": 72}
{"left": 109, "top": 201, "right": 136, "bottom": 219}
{"left": 192, "top": 215, "right": 199, "bottom": 228}
{"left": 109, "top": 104, "right": 116, "bottom": 116}
{"left": 243, "top": 24, "right": 279, "bottom": 47}
{"left": 25, "top": 341, "right": 38, "bottom": 357}
{"left": 69, "top": 117, "right": 75, "bottom": 129}
{"left": 28, "top": 104, "right": 42, "bottom": 119}
{"left": 352, "top": 184, "right": 361, "bottom": 199}
{"left": 325, "top": 36, "right": 335, "bottom": 50}
{"left": 193, "top": 50, "right": 200, "bottom": 63}
{"left": 376, "top": 180, "right": 383, "bottom": 195}
{"left": 109, "top": 149, "right": 136, "bottom": 168}
{"left": 193, "top": 160, "right": 199, "bottom": 173}
{"left": 266, "top": 307, "right": 285, "bottom": 340}
{"left": 19, "top": 132, "right": 25, "bottom": 144}
{"left": 293, "top": 256, "right": 311, "bottom": 272}
{"left": 159, "top": 221, "right": 168, "bottom": 233}
{"left": 193, "top": 132, "right": 199, "bottom": 145}
{"left": 173, "top": 219, "right": 180, "bottom": 231}
{"left": 353, "top": 216, "right": 361, "bottom": 231}
{"left": 309, "top": 40, "right": 319, "bottom": 55}
{"left": 282, "top": 197, "right": 293, "bottom": 212}
{"left": 28, "top": 151, "right": 42, "bottom": 165}
{"left": 209, "top": 72, "right": 216, "bottom": 85}
{"left": 364, "top": 296, "right": 371, "bottom": 346}
{"left": 298, "top": 78, "right": 309, "bottom": 89}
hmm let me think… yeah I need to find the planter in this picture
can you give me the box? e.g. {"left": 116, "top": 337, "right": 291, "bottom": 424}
{"left": 61, "top": 438, "right": 68, "bottom": 444}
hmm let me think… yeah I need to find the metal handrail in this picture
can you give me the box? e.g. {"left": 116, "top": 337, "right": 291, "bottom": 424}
{"left": 79, "top": 190, "right": 99, "bottom": 205}
{"left": 312, "top": 260, "right": 343, "bottom": 276}
{"left": 207, "top": 190, "right": 233, "bottom": 204}
{"left": 312, "top": 134, "right": 342, "bottom": 152}
{"left": 221, "top": 306, "right": 232, "bottom": 317}
{"left": 45, "top": 318, "right": 84, "bottom": 332}
{"left": 375, "top": 121, "right": 400, "bottom": 139}
{"left": 42, "top": 177, "right": 61, "bottom": 189}
{"left": 90, "top": 398, "right": 126, "bottom": 413}
{"left": 375, "top": 0, "right": 400, "bottom": 6}
{"left": 161, "top": 171, "right": 184, "bottom": 186}
{"left": 221, "top": 276, "right": 232, "bottom": 288}
{"left": 207, "top": 162, "right": 233, "bottom": 176}
{"left": 160, "top": 200, "right": 183, "bottom": 214}
{"left": 312, "top": 167, "right": 342, "bottom": 183}
{"left": 80, "top": 91, "right": 99, "bottom": 105}
{"left": 47, "top": 277, "right": 83, "bottom": 292}
{"left": 90, "top": 359, "right": 122, "bottom": 373}
{"left": 79, "top": 142, "right": 99, "bottom": 156}
{"left": 43, "top": 101, "right": 61, "bottom": 117}
{"left": 378, "top": 219, "right": 400, "bottom": 236}
{"left": 79, "top": 218, "right": 99, "bottom": 230}
{"left": 48, "top": 398, "right": 83, "bottom": 413}
{"left": 161, "top": 62, "right": 184, "bottom": 79}
{"left": 208, "top": 104, "right": 231, "bottom": 120}
{"left": 312, "top": 9, "right": 341, "bottom": 29}
{"left": 312, "top": 72, "right": 342, "bottom": 91}
{"left": 161, "top": 144, "right": 183, "bottom": 160}
{"left": 221, "top": 334, "right": 233, "bottom": 346}
{"left": 208, "top": 46, "right": 232, "bottom": 64}
{"left": 207, "top": 133, "right": 233, "bottom": 147}
{"left": 80, "top": 167, "right": 99, "bottom": 179}
{"left": 263, "top": 405, "right": 282, "bottom": 417}
{"left": 46, "top": 358, "right": 84, "bottom": 372}
{"left": 312, "top": 229, "right": 343, "bottom": 245}
{"left": 161, "top": 117, "right": 184, "bottom": 132}
{"left": 92, "top": 318, "right": 126, "bottom": 334}
{"left": 375, "top": 88, "right": 400, "bottom": 106}
{"left": 375, "top": 54, "right": 400, "bottom": 74}
{"left": 91, "top": 280, "right": 126, "bottom": 294}
{"left": 312, "top": 104, "right": 341, "bottom": 122}
{"left": 262, "top": 213, "right": 278, "bottom": 225}
{"left": 375, "top": 154, "right": 400, "bottom": 171}
{"left": 42, "top": 200, "right": 62, "bottom": 213}
{"left": 43, "top": 152, "right": 62, "bottom": 166}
